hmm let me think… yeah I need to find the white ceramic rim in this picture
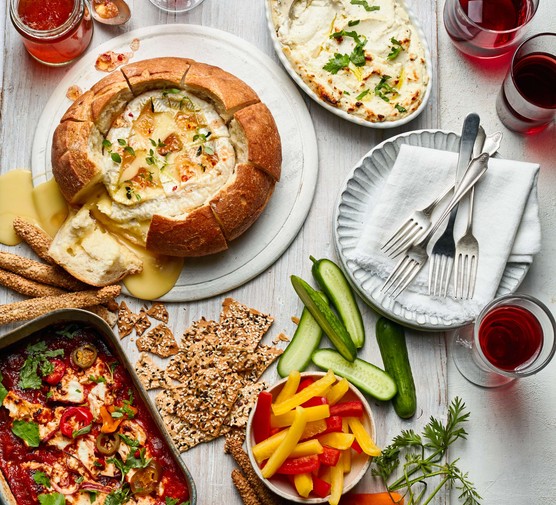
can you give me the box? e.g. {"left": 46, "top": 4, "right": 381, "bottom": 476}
{"left": 264, "top": 0, "right": 433, "bottom": 129}
{"left": 245, "top": 371, "right": 375, "bottom": 503}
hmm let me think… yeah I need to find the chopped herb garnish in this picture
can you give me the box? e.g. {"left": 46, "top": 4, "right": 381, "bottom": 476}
{"left": 19, "top": 341, "right": 64, "bottom": 390}
{"left": 387, "top": 37, "right": 404, "bottom": 60}
{"left": 117, "top": 138, "right": 127, "bottom": 146}
{"left": 0, "top": 372, "right": 8, "bottom": 405}
{"left": 89, "top": 375, "right": 107, "bottom": 384}
{"left": 123, "top": 146, "right": 136, "bottom": 156}
{"left": 356, "top": 89, "right": 371, "bottom": 100}
{"left": 323, "top": 53, "right": 351, "bottom": 74}
{"left": 102, "top": 139, "right": 112, "bottom": 150}
{"left": 395, "top": 103, "right": 407, "bottom": 113}
{"left": 72, "top": 424, "right": 92, "bottom": 438}
{"left": 348, "top": 19, "right": 360, "bottom": 26}
{"left": 12, "top": 420, "right": 40, "bottom": 447}
{"left": 104, "top": 484, "right": 131, "bottom": 505}
{"left": 33, "top": 471, "right": 51, "bottom": 488}
{"left": 350, "top": 0, "right": 380, "bottom": 11}
{"left": 111, "top": 152, "right": 122, "bottom": 164}
{"left": 38, "top": 492, "right": 66, "bottom": 505}
{"left": 324, "top": 29, "right": 368, "bottom": 74}
{"left": 55, "top": 324, "right": 80, "bottom": 339}
{"left": 374, "top": 75, "right": 398, "bottom": 102}
{"left": 118, "top": 433, "right": 140, "bottom": 448}
{"left": 111, "top": 411, "right": 124, "bottom": 419}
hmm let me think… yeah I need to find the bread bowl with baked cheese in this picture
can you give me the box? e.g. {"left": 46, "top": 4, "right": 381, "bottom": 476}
{"left": 50, "top": 58, "right": 282, "bottom": 285}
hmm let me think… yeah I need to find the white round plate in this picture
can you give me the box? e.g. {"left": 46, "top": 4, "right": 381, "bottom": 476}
{"left": 264, "top": 0, "right": 432, "bottom": 128}
{"left": 31, "top": 25, "right": 318, "bottom": 302}
{"left": 333, "top": 129, "right": 530, "bottom": 331}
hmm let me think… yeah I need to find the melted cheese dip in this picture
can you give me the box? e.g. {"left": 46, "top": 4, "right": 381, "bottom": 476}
{"left": 97, "top": 89, "right": 235, "bottom": 244}
{"left": 270, "top": 0, "right": 429, "bottom": 122}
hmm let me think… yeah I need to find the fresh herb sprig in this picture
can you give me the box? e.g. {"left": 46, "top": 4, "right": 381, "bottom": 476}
{"left": 388, "top": 37, "right": 404, "bottom": 60}
{"left": 350, "top": 0, "right": 380, "bottom": 11}
{"left": 323, "top": 30, "right": 368, "bottom": 74}
{"left": 372, "top": 397, "right": 481, "bottom": 505}
{"left": 19, "top": 341, "right": 64, "bottom": 390}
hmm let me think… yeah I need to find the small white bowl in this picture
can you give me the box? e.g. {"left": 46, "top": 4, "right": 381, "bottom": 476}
{"left": 246, "top": 372, "right": 376, "bottom": 503}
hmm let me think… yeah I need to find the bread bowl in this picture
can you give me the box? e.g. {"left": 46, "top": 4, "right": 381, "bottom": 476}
{"left": 50, "top": 57, "right": 282, "bottom": 286}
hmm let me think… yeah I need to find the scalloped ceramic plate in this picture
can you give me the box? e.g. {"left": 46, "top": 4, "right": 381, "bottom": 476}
{"left": 264, "top": 0, "right": 432, "bottom": 128}
{"left": 333, "top": 129, "right": 530, "bottom": 331}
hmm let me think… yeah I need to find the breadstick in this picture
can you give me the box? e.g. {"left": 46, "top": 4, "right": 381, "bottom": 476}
{"left": 0, "top": 251, "right": 87, "bottom": 291}
{"left": 225, "top": 438, "right": 281, "bottom": 505}
{"left": 0, "top": 268, "right": 66, "bottom": 298}
{"left": 231, "top": 469, "right": 263, "bottom": 505}
{"left": 87, "top": 304, "right": 117, "bottom": 328}
{"left": 0, "top": 285, "right": 121, "bottom": 326}
{"left": 12, "top": 217, "right": 55, "bottom": 264}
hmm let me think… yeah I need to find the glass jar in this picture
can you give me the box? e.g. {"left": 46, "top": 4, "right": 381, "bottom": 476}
{"left": 10, "top": 0, "right": 94, "bottom": 66}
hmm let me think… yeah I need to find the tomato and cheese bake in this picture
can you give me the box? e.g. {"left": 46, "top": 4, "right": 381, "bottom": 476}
{"left": 0, "top": 323, "right": 192, "bottom": 505}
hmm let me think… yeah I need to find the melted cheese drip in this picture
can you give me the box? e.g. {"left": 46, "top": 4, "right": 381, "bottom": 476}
{"left": 32, "top": 178, "right": 69, "bottom": 237}
{"left": 0, "top": 170, "right": 40, "bottom": 245}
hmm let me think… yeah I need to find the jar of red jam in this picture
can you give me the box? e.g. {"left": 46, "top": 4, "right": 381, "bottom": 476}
{"left": 10, "top": 0, "right": 94, "bottom": 66}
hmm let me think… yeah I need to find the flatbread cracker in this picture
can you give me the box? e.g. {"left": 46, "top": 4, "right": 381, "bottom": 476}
{"left": 135, "top": 353, "right": 168, "bottom": 390}
{"left": 134, "top": 309, "right": 151, "bottom": 336}
{"left": 146, "top": 302, "right": 169, "bottom": 323}
{"left": 225, "top": 381, "right": 267, "bottom": 429}
{"left": 136, "top": 323, "right": 179, "bottom": 358}
{"left": 117, "top": 301, "right": 136, "bottom": 339}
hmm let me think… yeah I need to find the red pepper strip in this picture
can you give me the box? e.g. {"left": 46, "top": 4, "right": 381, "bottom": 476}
{"left": 60, "top": 406, "right": 93, "bottom": 438}
{"left": 275, "top": 455, "right": 320, "bottom": 475}
{"left": 351, "top": 439, "right": 363, "bottom": 454}
{"left": 329, "top": 401, "right": 364, "bottom": 418}
{"left": 318, "top": 446, "right": 341, "bottom": 467}
{"left": 320, "top": 415, "right": 343, "bottom": 435}
{"left": 302, "top": 396, "right": 328, "bottom": 408}
{"left": 311, "top": 475, "right": 331, "bottom": 498}
{"left": 270, "top": 427, "right": 283, "bottom": 437}
{"left": 252, "top": 391, "right": 273, "bottom": 444}
{"left": 297, "top": 378, "right": 315, "bottom": 392}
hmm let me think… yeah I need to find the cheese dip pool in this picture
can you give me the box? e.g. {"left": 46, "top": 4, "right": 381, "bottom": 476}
{"left": 269, "top": 0, "right": 429, "bottom": 123}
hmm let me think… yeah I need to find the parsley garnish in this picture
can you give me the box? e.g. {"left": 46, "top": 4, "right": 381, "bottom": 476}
{"left": 323, "top": 53, "right": 351, "bottom": 74}
{"left": 348, "top": 19, "right": 360, "bottom": 26}
{"left": 12, "top": 420, "right": 40, "bottom": 447}
{"left": 104, "top": 484, "right": 131, "bottom": 505}
{"left": 118, "top": 433, "right": 140, "bottom": 448}
{"left": 372, "top": 397, "right": 481, "bottom": 505}
{"left": 89, "top": 375, "right": 106, "bottom": 384}
{"left": 374, "top": 75, "right": 398, "bottom": 102}
{"left": 19, "top": 341, "right": 64, "bottom": 390}
{"left": 33, "top": 471, "right": 51, "bottom": 488}
{"left": 324, "top": 30, "right": 368, "bottom": 74}
{"left": 395, "top": 104, "right": 407, "bottom": 113}
{"left": 350, "top": 0, "right": 380, "bottom": 11}
{"left": 0, "top": 372, "right": 8, "bottom": 404}
{"left": 387, "top": 37, "right": 404, "bottom": 60}
{"left": 38, "top": 493, "right": 66, "bottom": 505}
{"left": 356, "top": 89, "right": 371, "bottom": 100}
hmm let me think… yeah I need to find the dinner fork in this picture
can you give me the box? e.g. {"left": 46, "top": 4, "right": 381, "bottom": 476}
{"left": 382, "top": 153, "right": 490, "bottom": 298}
{"left": 428, "top": 114, "right": 480, "bottom": 296}
{"left": 454, "top": 130, "right": 503, "bottom": 299}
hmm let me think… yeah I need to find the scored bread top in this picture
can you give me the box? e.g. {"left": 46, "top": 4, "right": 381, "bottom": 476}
{"left": 51, "top": 57, "right": 282, "bottom": 260}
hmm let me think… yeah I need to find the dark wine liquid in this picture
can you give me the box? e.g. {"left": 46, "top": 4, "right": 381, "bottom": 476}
{"left": 459, "top": 0, "right": 528, "bottom": 31}
{"left": 513, "top": 52, "right": 556, "bottom": 109}
{"left": 479, "top": 305, "right": 543, "bottom": 371}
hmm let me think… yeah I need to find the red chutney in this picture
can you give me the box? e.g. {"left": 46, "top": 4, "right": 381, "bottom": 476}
{"left": 18, "top": 0, "right": 75, "bottom": 30}
{"left": 0, "top": 323, "right": 191, "bottom": 505}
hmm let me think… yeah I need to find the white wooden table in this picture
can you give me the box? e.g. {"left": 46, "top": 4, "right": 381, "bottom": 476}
{"left": 0, "top": 1, "right": 555, "bottom": 504}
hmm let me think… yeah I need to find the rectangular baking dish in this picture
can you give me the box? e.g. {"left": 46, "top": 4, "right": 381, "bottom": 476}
{"left": 0, "top": 308, "right": 197, "bottom": 505}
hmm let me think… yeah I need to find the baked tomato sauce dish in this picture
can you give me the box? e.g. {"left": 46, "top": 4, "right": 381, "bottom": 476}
{"left": 0, "top": 322, "right": 191, "bottom": 505}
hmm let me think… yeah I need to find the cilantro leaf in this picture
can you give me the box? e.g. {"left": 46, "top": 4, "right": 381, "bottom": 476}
{"left": 323, "top": 53, "right": 351, "bottom": 74}
{"left": 350, "top": 0, "right": 380, "bottom": 11}
{"left": 104, "top": 485, "right": 131, "bottom": 505}
{"left": 12, "top": 420, "right": 40, "bottom": 447}
{"left": 33, "top": 471, "right": 51, "bottom": 488}
{"left": 350, "top": 44, "right": 366, "bottom": 66}
{"left": 0, "top": 372, "right": 8, "bottom": 404}
{"left": 18, "top": 342, "right": 64, "bottom": 390}
{"left": 38, "top": 493, "right": 66, "bottom": 505}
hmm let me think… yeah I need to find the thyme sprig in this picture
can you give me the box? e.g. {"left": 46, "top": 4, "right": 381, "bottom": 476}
{"left": 372, "top": 397, "right": 481, "bottom": 505}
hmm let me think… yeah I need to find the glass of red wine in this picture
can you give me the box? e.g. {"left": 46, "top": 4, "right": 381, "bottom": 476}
{"left": 496, "top": 32, "right": 556, "bottom": 133}
{"left": 451, "top": 294, "right": 556, "bottom": 387}
{"left": 443, "top": 0, "right": 539, "bottom": 58}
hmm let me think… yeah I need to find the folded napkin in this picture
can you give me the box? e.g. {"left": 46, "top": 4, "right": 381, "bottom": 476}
{"left": 350, "top": 144, "right": 540, "bottom": 324}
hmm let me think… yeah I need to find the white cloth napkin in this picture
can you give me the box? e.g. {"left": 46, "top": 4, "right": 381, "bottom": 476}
{"left": 350, "top": 144, "right": 541, "bottom": 324}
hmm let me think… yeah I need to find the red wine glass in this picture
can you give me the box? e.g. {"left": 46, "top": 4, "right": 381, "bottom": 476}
{"left": 451, "top": 294, "right": 556, "bottom": 387}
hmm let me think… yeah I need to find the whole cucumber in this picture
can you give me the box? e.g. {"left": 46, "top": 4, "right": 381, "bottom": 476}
{"left": 310, "top": 256, "right": 365, "bottom": 348}
{"left": 291, "top": 275, "right": 357, "bottom": 362}
{"left": 375, "top": 317, "right": 417, "bottom": 419}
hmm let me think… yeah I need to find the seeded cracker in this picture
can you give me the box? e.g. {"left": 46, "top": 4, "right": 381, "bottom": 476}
{"left": 135, "top": 353, "right": 169, "bottom": 390}
{"left": 146, "top": 302, "right": 169, "bottom": 323}
{"left": 117, "top": 301, "right": 136, "bottom": 339}
{"left": 134, "top": 309, "right": 151, "bottom": 336}
{"left": 136, "top": 323, "right": 179, "bottom": 358}
{"left": 225, "top": 381, "right": 267, "bottom": 429}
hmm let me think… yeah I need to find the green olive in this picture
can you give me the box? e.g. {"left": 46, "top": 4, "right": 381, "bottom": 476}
{"left": 95, "top": 433, "right": 120, "bottom": 456}
{"left": 130, "top": 460, "right": 162, "bottom": 495}
{"left": 71, "top": 343, "right": 98, "bottom": 369}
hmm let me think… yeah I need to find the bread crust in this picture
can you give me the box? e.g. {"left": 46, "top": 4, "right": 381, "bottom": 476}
{"left": 52, "top": 57, "right": 281, "bottom": 266}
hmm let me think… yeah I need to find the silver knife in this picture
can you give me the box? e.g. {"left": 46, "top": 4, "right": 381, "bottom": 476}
{"left": 456, "top": 113, "right": 481, "bottom": 183}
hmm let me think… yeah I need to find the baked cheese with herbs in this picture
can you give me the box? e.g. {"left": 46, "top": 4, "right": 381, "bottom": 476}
{"left": 270, "top": 0, "right": 429, "bottom": 122}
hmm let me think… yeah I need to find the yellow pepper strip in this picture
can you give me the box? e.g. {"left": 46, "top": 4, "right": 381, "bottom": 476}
{"left": 271, "top": 404, "right": 330, "bottom": 428}
{"left": 294, "top": 473, "right": 313, "bottom": 498}
{"left": 342, "top": 417, "right": 350, "bottom": 433}
{"left": 253, "top": 429, "right": 287, "bottom": 463}
{"left": 300, "top": 419, "right": 327, "bottom": 440}
{"left": 271, "top": 370, "right": 336, "bottom": 416}
{"left": 341, "top": 447, "right": 351, "bottom": 473}
{"left": 261, "top": 407, "right": 308, "bottom": 479}
{"left": 328, "top": 462, "right": 344, "bottom": 505}
{"left": 326, "top": 378, "right": 350, "bottom": 406}
{"left": 289, "top": 439, "right": 324, "bottom": 458}
{"left": 275, "top": 370, "right": 301, "bottom": 404}
{"left": 347, "top": 417, "right": 381, "bottom": 457}
{"left": 317, "top": 432, "right": 355, "bottom": 450}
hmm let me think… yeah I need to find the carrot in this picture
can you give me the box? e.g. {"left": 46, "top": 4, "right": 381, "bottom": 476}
{"left": 340, "top": 492, "right": 404, "bottom": 505}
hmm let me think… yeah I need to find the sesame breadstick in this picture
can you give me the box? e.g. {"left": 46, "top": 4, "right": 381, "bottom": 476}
{"left": 226, "top": 438, "right": 281, "bottom": 505}
{"left": 0, "top": 285, "right": 121, "bottom": 326}
{"left": 0, "top": 268, "right": 66, "bottom": 298}
{"left": 0, "top": 251, "right": 87, "bottom": 291}
{"left": 12, "top": 217, "right": 55, "bottom": 264}
{"left": 231, "top": 469, "right": 263, "bottom": 505}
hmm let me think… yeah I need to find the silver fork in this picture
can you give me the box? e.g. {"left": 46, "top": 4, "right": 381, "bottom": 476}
{"left": 428, "top": 114, "right": 480, "bottom": 296}
{"left": 382, "top": 154, "right": 490, "bottom": 298}
{"left": 454, "top": 130, "right": 503, "bottom": 299}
